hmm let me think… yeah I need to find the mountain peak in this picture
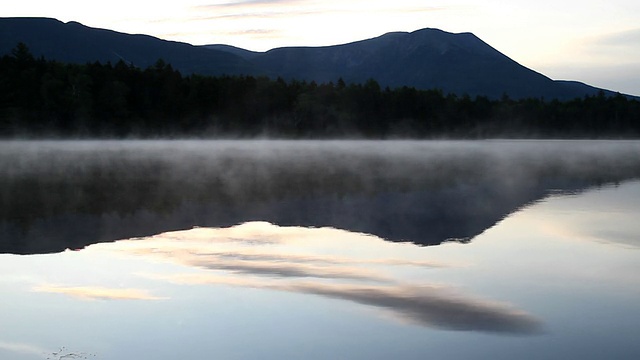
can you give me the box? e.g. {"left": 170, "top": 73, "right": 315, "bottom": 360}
{"left": 0, "top": 18, "right": 626, "bottom": 99}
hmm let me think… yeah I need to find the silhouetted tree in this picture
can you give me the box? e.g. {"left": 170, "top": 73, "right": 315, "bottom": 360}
{"left": 1, "top": 43, "right": 639, "bottom": 138}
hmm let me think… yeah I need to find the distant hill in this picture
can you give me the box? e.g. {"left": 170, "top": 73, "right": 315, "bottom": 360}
{"left": 231, "top": 29, "right": 563, "bottom": 99}
{"left": 0, "top": 17, "right": 629, "bottom": 100}
{"left": 0, "top": 17, "right": 255, "bottom": 75}
{"left": 212, "top": 29, "right": 627, "bottom": 100}
{"left": 204, "top": 44, "right": 262, "bottom": 60}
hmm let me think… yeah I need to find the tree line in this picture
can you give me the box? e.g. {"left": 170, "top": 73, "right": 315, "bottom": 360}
{"left": 1, "top": 43, "right": 639, "bottom": 138}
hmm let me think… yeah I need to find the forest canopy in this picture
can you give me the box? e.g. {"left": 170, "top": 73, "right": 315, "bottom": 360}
{"left": 1, "top": 43, "right": 639, "bottom": 138}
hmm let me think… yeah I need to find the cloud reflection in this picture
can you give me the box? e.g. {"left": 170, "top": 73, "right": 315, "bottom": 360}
{"left": 32, "top": 285, "right": 165, "bottom": 301}
{"left": 91, "top": 222, "right": 542, "bottom": 334}
{"left": 282, "top": 283, "right": 542, "bottom": 334}
{"left": 147, "top": 272, "right": 542, "bottom": 334}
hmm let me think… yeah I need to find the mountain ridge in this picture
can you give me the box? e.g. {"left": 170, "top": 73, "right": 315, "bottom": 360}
{"left": 0, "top": 17, "right": 256, "bottom": 75}
{"left": 237, "top": 28, "right": 562, "bottom": 99}
{"left": 0, "top": 17, "right": 631, "bottom": 100}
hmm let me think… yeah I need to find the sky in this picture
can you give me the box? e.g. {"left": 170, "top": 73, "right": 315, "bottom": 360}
{"left": 3, "top": 0, "right": 640, "bottom": 95}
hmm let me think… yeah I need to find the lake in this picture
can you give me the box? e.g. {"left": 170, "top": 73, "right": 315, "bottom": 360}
{"left": 1, "top": 140, "right": 640, "bottom": 360}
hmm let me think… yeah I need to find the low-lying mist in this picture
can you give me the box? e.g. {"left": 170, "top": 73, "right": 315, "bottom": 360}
{"left": 1, "top": 140, "right": 640, "bottom": 254}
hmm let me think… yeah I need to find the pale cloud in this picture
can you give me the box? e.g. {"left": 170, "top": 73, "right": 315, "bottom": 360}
{"left": 193, "top": 10, "right": 323, "bottom": 21}
{"left": 587, "top": 28, "right": 640, "bottom": 63}
{"left": 598, "top": 28, "right": 640, "bottom": 46}
{"left": 542, "top": 27, "right": 640, "bottom": 73}
{"left": 190, "top": 1, "right": 443, "bottom": 21}
{"left": 196, "top": 0, "right": 310, "bottom": 9}
{"left": 173, "top": 0, "right": 449, "bottom": 49}
{"left": 527, "top": 26, "right": 640, "bottom": 95}
{"left": 226, "top": 29, "right": 281, "bottom": 37}
{"left": 32, "top": 284, "right": 166, "bottom": 301}
{"left": 190, "top": 0, "right": 328, "bottom": 21}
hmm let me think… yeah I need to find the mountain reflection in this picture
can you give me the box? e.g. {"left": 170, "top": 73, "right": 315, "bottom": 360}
{"left": 2, "top": 140, "right": 640, "bottom": 254}
{"left": 88, "top": 222, "right": 542, "bottom": 334}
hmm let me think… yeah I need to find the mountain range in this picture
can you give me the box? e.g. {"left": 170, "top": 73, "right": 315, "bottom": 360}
{"left": 0, "top": 17, "right": 626, "bottom": 100}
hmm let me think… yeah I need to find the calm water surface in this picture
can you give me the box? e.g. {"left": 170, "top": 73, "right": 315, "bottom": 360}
{"left": 1, "top": 140, "right": 639, "bottom": 359}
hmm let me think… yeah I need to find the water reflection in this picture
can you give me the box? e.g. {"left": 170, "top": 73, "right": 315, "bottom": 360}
{"left": 0, "top": 342, "right": 47, "bottom": 360}
{"left": 531, "top": 183, "right": 640, "bottom": 249}
{"left": 1, "top": 180, "right": 639, "bottom": 360}
{"left": 84, "top": 222, "right": 541, "bottom": 334}
{"left": 2, "top": 140, "right": 640, "bottom": 254}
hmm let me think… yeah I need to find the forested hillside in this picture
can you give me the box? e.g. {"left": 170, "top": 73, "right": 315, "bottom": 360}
{"left": 2, "top": 18, "right": 624, "bottom": 100}
{"left": 1, "top": 44, "right": 639, "bottom": 138}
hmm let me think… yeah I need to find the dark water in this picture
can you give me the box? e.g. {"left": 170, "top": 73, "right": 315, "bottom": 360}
{"left": 1, "top": 140, "right": 640, "bottom": 360}
{"left": 2, "top": 140, "right": 640, "bottom": 253}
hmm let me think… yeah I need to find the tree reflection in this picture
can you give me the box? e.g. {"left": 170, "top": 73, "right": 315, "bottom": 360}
{"left": 2, "top": 140, "right": 640, "bottom": 254}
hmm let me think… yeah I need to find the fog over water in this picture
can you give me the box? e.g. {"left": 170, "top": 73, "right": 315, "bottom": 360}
{"left": 2, "top": 140, "right": 640, "bottom": 254}
{"left": 1, "top": 140, "right": 640, "bottom": 360}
